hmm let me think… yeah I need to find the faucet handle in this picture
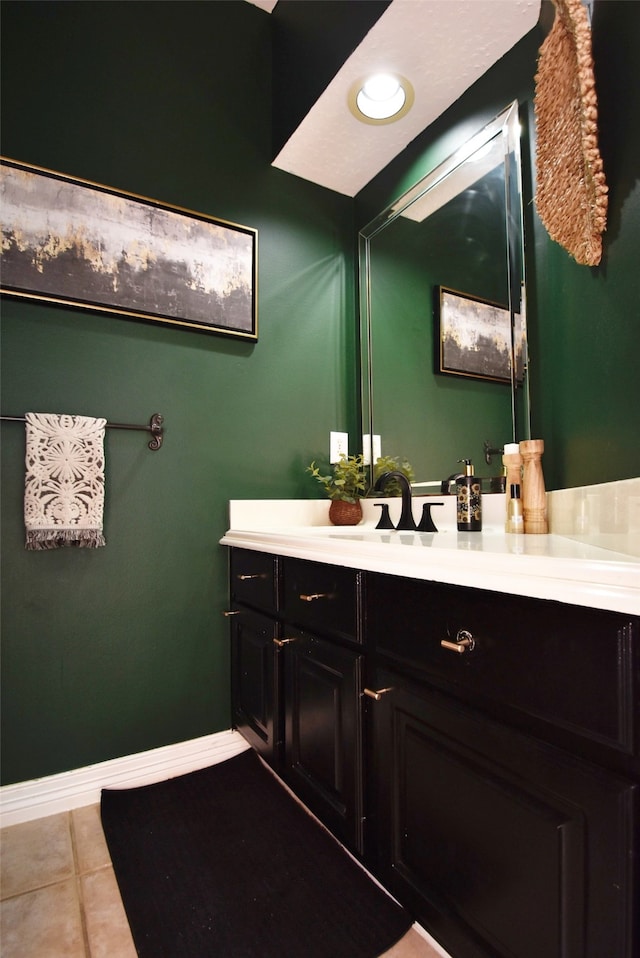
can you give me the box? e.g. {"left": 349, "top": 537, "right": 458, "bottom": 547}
{"left": 374, "top": 503, "right": 395, "bottom": 530}
{"left": 417, "top": 502, "right": 444, "bottom": 532}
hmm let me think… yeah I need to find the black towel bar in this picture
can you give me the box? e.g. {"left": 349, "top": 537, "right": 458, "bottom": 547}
{"left": 0, "top": 412, "right": 164, "bottom": 450}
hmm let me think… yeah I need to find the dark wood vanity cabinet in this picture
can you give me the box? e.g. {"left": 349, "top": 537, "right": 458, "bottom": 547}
{"left": 368, "top": 669, "right": 636, "bottom": 958}
{"left": 228, "top": 548, "right": 639, "bottom": 958}
{"left": 228, "top": 549, "right": 365, "bottom": 854}
{"left": 229, "top": 549, "right": 282, "bottom": 766}
{"left": 365, "top": 572, "right": 639, "bottom": 958}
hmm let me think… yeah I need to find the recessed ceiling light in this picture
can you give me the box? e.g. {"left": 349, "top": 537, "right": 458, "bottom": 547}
{"left": 348, "top": 74, "right": 414, "bottom": 125}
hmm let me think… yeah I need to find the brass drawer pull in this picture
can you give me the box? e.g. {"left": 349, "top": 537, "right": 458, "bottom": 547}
{"left": 363, "top": 687, "right": 394, "bottom": 701}
{"left": 237, "top": 573, "right": 266, "bottom": 581}
{"left": 222, "top": 610, "right": 241, "bottom": 617}
{"left": 273, "top": 637, "right": 298, "bottom": 647}
{"left": 441, "top": 629, "right": 475, "bottom": 654}
{"left": 299, "top": 592, "right": 331, "bottom": 602}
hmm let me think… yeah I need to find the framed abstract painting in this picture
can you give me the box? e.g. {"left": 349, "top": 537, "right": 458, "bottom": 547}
{"left": 1, "top": 157, "right": 258, "bottom": 340}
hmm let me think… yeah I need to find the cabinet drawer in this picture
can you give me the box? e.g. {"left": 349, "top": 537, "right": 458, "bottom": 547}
{"left": 282, "top": 558, "right": 360, "bottom": 643}
{"left": 230, "top": 548, "right": 278, "bottom": 613}
{"left": 366, "top": 572, "right": 638, "bottom": 764}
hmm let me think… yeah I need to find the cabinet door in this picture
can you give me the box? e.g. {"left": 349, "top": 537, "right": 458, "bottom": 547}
{"left": 284, "top": 629, "right": 365, "bottom": 854}
{"left": 231, "top": 608, "right": 282, "bottom": 768}
{"left": 368, "top": 670, "right": 637, "bottom": 958}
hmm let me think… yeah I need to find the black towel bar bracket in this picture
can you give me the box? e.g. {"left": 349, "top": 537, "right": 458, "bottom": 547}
{"left": 0, "top": 412, "right": 165, "bottom": 450}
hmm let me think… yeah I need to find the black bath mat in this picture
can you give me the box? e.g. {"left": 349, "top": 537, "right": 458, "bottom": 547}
{"left": 101, "top": 748, "right": 412, "bottom": 958}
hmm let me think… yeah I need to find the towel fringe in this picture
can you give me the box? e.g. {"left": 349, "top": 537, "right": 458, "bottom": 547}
{"left": 25, "top": 529, "right": 106, "bottom": 551}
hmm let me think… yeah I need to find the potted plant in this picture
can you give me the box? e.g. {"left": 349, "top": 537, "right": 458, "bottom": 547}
{"left": 307, "top": 454, "right": 367, "bottom": 525}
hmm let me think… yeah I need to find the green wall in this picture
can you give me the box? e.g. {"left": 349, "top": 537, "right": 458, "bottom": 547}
{"left": 2, "top": 0, "right": 639, "bottom": 788}
{"left": 356, "top": 1, "right": 640, "bottom": 490}
{"left": 0, "top": 1, "right": 357, "bottom": 784}
{"left": 530, "top": 0, "right": 640, "bottom": 488}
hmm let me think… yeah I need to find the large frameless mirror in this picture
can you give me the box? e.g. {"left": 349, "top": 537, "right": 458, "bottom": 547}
{"left": 359, "top": 100, "right": 531, "bottom": 489}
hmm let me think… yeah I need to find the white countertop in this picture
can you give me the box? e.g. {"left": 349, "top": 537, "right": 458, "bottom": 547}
{"left": 220, "top": 498, "right": 640, "bottom": 616}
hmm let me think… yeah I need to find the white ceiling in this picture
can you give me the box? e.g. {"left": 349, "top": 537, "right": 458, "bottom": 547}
{"left": 247, "top": 0, "right": 541, "bottom": 196}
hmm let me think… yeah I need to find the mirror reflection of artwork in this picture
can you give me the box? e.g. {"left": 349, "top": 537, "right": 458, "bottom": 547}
{"left": 359, "top": 101, "right": 530, "bottom": 480}
{"left": 437, "top": 287, "right": 524, "bottom": 384}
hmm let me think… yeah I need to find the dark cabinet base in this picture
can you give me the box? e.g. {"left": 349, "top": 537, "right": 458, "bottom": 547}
{"left": 229, "top": 550, "right": 365, "bottom": 856}
{"left": 369, "top": 671, "right": 638, "bottom": 958}
{"left": 228, "top": 548, "right": 639, "bottom": 958}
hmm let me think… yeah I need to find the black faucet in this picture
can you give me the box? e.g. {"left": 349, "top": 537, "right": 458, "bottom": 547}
{"left": 374, "top": 471, "right": 417, "bottom": 530}
{"left": 441, "top": 472, "right": 464, "bottom": 495}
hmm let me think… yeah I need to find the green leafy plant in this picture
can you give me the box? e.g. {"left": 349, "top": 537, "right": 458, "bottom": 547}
{"left": 307, "top": 454, "right": 367, "bottom": 503}
{"left": 372, "top": 455, "right": 415, "bottom": 497}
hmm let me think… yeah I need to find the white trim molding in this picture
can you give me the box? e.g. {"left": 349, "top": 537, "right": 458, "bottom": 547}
{"left": 0, "top": 729, "right": 249, "bottom": 827}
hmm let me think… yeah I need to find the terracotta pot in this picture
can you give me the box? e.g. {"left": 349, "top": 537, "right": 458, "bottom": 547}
{"left": 329, "top": 499, "right": 363, "bottom": 526}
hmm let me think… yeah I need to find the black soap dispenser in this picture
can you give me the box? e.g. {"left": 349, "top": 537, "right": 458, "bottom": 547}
{"left": 456, "top": 459, "right": 482, "bottom": 532}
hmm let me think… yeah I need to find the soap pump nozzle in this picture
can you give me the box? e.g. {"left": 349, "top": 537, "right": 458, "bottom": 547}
{"left": 458, "top": 458, "right": 474, "bottom": 477}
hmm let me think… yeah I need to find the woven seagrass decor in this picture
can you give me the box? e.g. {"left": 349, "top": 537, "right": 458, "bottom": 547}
{"left": 534, "top": 0, "right": 608, "bottom": 266}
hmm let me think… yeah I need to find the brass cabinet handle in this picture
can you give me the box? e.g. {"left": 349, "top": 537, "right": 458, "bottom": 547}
{"left": 237, "top": 573, "right": 266, "bottom": 581}
{"left": 299, "top": 592, "right": 331, "bottom": 602}
{"left": 273, "top": 637, "right": 298, "bottom": 647}
{"left": 363, "top": 687, "right": 394, "bottom": 701}
{"left": 441, "top": 629, "right": 476, "bottom": 654}
{"left": 222, "top": 610, "right": 241, "bottom": 617}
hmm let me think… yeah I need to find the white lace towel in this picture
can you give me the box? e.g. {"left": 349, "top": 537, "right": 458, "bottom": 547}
{"left": 24, "top": 413, "right": 107, "bottom": 550}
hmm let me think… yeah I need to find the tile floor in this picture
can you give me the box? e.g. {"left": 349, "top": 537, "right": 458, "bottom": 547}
{"left": 0, "top": 806, "right": 443, "bottom": 958}
{"left": 0, "top": 807, "right": 136, "bottom": 958}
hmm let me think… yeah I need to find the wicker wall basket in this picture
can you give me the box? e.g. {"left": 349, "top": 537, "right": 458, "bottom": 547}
{"left": 534, "top": 0, "right": 608, "bottom": 265}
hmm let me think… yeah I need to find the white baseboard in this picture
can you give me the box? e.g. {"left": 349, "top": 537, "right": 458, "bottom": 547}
{"left": 0, "top": 729, "right": 249, "bottom": 828}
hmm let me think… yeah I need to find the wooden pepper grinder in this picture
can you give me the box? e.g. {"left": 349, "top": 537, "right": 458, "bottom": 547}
{"left": 520, "top": 439, "right": 548, "bottom": 534}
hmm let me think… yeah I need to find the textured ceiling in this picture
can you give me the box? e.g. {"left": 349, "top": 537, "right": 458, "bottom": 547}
{"left": 265, "top": 0, "right": 541, "bottom": 196}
